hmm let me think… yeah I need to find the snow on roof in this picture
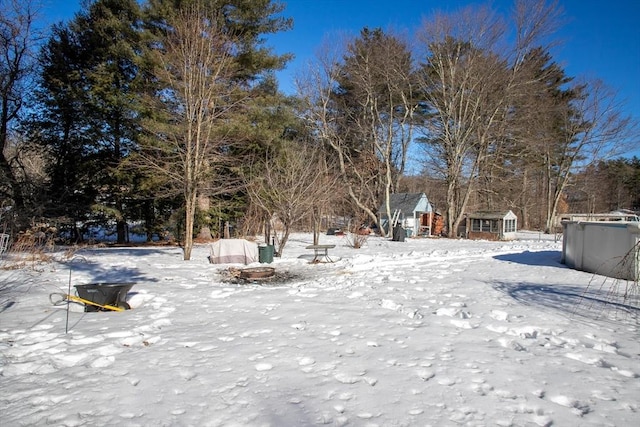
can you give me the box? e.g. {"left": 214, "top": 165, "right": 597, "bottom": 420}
{"left": 468, "top": 210, "right": 515, "bottom": 220}
{"left": 377, "top": 193, "right": 431, "bottom": 214}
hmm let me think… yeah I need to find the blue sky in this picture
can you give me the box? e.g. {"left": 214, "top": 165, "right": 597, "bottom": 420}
{"left": 42, "top": 0, "right": 639, "bottom": 146}
{"left": 267, "top": 1, "right": 639, "bottom": 116}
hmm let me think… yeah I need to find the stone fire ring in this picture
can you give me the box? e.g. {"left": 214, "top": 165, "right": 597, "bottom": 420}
{"left": 239, "top": 267, "right": 276, "bottom": 280}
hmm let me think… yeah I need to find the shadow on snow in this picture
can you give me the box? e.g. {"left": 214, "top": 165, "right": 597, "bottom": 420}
{"left": 493, "top": 250, "right": 563, "bottom": 267}
{"left": 55, "top": 258, "right": 156, "bottom": 284}
{"left": 491, "top": 280, "right": 639, "bottom": 325}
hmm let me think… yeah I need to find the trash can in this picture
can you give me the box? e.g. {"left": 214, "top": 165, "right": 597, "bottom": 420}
{"left": 392, "top": 225, "right": 406, "bottom": 242}
{"left": 258, "top": 244, "right": 274, "bottom": 263}
{"left": 74, "top": 283, "right": 135, "bottom": 312}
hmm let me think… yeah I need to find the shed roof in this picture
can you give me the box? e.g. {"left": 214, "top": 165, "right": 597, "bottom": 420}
{"left": 378, "top": 193, "right": 431, "bottom": 215}
{"left": 468, "top": 210, "right": 516, "bottom": 220}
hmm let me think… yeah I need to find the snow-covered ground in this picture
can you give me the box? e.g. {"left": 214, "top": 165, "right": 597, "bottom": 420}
{"left": 1, "top": 231, "right": 638, "bottom": 426}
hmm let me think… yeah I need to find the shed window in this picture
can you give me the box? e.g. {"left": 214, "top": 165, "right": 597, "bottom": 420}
{"left": 504, "top": 219, "right": 516, "bottom": 233}
{"left": 471, "top": 218, "right": 497, "bottom": 232}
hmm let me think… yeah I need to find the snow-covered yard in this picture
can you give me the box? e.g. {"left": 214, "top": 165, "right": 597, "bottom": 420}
{"left": 1, "top": 232, "right": 638, "bottom": 426}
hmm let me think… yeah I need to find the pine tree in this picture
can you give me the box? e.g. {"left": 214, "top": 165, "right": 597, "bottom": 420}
{"left": 138, "top": 0, "right": 291, "bottom": 260}
{"left": 31, "top": 0, "right": 147, "bottom": 242}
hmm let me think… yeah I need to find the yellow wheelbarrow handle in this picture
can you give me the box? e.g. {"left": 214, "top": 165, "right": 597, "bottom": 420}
{"left": 50, "top": 293, "right": 125, "bottom": 312}
{"left": 66, "top": 294, "right": 125, "bottom": 312}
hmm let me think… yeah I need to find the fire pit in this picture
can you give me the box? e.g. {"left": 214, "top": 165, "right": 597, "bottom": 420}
{"left": 238, "top": 267, "right": 275, "bottom": 280}
{"left": 221, "top": 267, "right": 299, "bottom": 285}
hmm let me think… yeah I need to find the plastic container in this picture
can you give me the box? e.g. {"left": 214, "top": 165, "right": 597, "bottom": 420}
{"left": 258, "top": 245, "right": 274, "bottom": 263}
{"left": 74, "top": 283, "right": 135, "bottom": 312}
{"left": 392, "top": 225, "right": 406, "bottom": 242}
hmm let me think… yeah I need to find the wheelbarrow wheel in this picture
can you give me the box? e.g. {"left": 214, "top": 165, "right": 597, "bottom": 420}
{"left": 118, "top": 301, "right": 131, "bottom": 310}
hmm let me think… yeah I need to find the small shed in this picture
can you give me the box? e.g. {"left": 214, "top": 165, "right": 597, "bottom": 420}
{"left": 378, "top": 193, "right": 433, "bottom": 237}
{"left": 466, "top": 210, "right": 517, "bottom": 241}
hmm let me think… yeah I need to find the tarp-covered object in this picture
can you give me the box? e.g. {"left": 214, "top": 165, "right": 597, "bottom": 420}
{"left": 209, "top": 239, "right": 258, "bottom": 264}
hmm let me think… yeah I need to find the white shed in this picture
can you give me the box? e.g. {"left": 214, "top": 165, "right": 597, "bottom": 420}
{"left": 377, "top": 193, "right": 433, "bottom": 237}
{"left": 466, "top": 210, "right": 518, "bottom": 241}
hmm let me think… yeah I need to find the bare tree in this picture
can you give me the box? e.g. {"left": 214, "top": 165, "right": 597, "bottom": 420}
{"left": 415, "top": 0, "right": 563, "bottom": 237}
{"left": 138, "top": 3, "right": 240, "bottom": 260}
{"left": 299, "top": 29, "right": 416, "bottom": 236}
{"left": 340, "top": 28, "right": 418, "bottom": 235}
{"left": 416, "top": 5, "right": 511, "bottom": 237}
{"left": 244, "top": 141, "right": 337, "bottom": 256}
{"left": 540, "top": 79, "right": 637, "bottom": 232}
{"left": 0, "top": 0, "right": 39, "bottom": 227}
{"left": 481, "top": 46, "right": 570, "bottom": 229}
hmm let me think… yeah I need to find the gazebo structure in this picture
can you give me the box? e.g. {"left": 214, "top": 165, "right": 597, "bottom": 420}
{"left": 378, "top": 193, "right": 433, "bottom": 237}
{"left": 466, "top": 210, "right": 518, "bottom": 241}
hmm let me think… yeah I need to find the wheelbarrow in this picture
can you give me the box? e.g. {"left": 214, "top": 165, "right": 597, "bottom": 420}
{"left": 50, "top": 282, "right": 135, "bottom": 312}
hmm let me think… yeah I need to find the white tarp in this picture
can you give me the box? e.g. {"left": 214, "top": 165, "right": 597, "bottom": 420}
{"left": 209, "top": 239, "right": 258, "bottom": 265}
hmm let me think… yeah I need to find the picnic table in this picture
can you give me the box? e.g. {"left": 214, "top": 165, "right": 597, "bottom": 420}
{"left": 305, "top": 244, "right": 336, "bottom": 263}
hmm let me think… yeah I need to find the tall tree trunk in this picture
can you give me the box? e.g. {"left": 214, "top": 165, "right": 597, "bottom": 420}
{"left": 116, "top": 187, "right": 126, "bottom": 244}
{"left": 197, "top": 194, "right": 212, "bottom": 240}
{"left": 0, "top": 101, "right": 25, "bottom": 215}
{"left": 446, "top": 178, "right": 457, "bottom": 238}
{"left": 183, "top": 190, "right": 197, "bottom": 260}
{"left": 520, "top": 169, "right": 529, "bottom": 230}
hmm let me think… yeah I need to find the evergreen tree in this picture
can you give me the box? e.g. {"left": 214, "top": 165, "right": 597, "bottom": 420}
{"left": 31, "top": 23, "right": 98, "bottom": 239}
{"left": 31, "top": 0, "right": 147, "bottom": 242}
{"left": 497, "top": 47, "right": 576, "bottom": 229}
{"left": 138, "top": 0, "right": 292, "bottom": 259}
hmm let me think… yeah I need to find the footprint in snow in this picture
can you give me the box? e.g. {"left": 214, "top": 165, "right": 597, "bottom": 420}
{"left": 298, "top": 357, "right": 315, "bottom": 366}
{"left": 450, "top": 319, "right": 477, "bottom": 329}
{"left": 490, "top": 310, "right": 510, "bottom": 321}
{"left": 104, "top": 331, "right": 134, "bottom": 339}
{"left": 497, "top": 337, "right": 527, "bottom": 352}
{"left": 435, "top": 307, "right": 460, "bottom": 317}
{"left": 592, "top": 342, "right": 619, "bottom": 354}
{"left": 416, "top": 369, "right": 435, "bottom": 381}
{"left": 531, "top": 414, "right": 553, "bottom": 427}
{"left": 51, "top": 352, "right": 89, "bottom": 368}
{"left": 179, "top": 369, "right": 197, "bottom": 380}
{"left": 610, "top": 366, "right": 638, "bottom": 378}
{"left": 565, "top": 352, "right": 609, "bottom": 367}
{"left": 70, "top": 335, "right": 104, "bottom": 346}
{"left": 356, "top": 412, "right": 375, "bottom": 419}
{"left": 363, "top": 376, "right": 378, "bottom": 386}
{"left": 334, "top": 372, "right": 360, "bottom": 384}
{"left": 548, "top": 395, "right": 590, "bottom": 414}
{"left": 338, "top": 391, "right": 355, "bottom": 400}
{"left": 471, "top": 382, "right": 494, "bottom": 395}
{"left": 437, "top": 377, "right": 457, "bottom": 386}
{"left": 90, "top": 356, "right": 115, "bottom": 368}
{"left": 255, "top": 363, "right": 273, "bottom": 371}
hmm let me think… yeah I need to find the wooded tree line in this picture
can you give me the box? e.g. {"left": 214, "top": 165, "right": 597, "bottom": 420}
{"left": 1, "top": 0, "right": 638, "bottom": 259}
